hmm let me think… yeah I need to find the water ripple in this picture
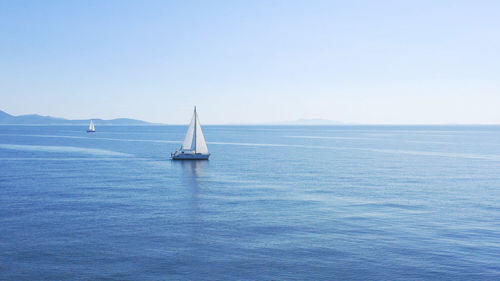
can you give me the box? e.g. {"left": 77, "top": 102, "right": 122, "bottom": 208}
{"left": 0, "top": 144, "right": 131, "bottom": 157}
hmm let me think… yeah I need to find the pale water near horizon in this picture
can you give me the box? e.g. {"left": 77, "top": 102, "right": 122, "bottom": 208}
{"left": 1, "top": 125, "right": 499, "bottom": 280}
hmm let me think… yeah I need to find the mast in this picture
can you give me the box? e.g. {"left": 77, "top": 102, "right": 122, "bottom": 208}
{"left": 193, "top": 106, "right": 197, "bottom": 153}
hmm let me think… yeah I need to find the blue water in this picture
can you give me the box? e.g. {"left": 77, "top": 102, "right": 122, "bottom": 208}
{"left": 1, "top": 125, "right": 500, "bottom": 280}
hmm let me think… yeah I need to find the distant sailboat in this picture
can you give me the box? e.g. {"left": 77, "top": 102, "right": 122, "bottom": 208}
{"left": 171, "top": 107, "right": 210, "bottom": 160}
{"left": 87, "top": 120, "right": 95, "bottom": 133}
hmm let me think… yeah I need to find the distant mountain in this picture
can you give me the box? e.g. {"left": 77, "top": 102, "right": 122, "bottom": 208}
{"left": 0, "top": 110, "right": 155, "bottom": 125}
{"left": 269, "top": 118, "right": 343, "bottom": 125}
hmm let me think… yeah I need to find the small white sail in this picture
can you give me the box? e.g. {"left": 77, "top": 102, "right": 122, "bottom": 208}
{"left": 179, "top": 107, "right": 208, "bottom": 153}
{"left": 181, "top": 114, "right": 196, "bottom": 151}
{"left": 194, "top": 113, "right": 208, "bottom": 154}
{"left": 88, "top": 120, "right": 95, "bottom": 131}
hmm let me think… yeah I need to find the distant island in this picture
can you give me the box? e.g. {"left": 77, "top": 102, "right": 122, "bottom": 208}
{"left": 0, "top": 110, "right": 155, "bottom": 125}
{"left": 0, "top": 110, "right": 344, "bottom": 125}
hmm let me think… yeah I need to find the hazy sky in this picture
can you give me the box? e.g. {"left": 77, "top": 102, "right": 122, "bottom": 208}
{"left": 1, "top": 0, "right": 499, "bottom": 124}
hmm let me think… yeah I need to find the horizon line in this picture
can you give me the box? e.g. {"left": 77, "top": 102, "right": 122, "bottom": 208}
{"left": 2, "top": 109, "right": 500, "bottom": 126}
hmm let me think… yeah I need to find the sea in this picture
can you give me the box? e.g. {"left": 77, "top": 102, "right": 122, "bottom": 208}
{"left": 1, "top": 125, "right": 499, "bottom": 280}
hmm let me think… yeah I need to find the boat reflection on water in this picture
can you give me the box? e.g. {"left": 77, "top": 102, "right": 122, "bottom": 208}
{"left": 172, "top": 159, "right": 208, "bottom": 201}
{"left": 175, "top": 159, "right": 208, "bottom": 180}
{"left": 173, "top": 160, "right": 209, "bottom": 236}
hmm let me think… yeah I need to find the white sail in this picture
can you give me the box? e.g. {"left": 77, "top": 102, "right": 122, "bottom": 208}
{"left": 181, "top": 113, "right": 196, "bottom": 151}
{"left": 180, "top": 107, "right": 208, "bottom": 153}
{"left": 89, "top": 120, "right": 95, "bottom": 131}
{"left": 194, "top": 113, "right": 208, "bottom": 154}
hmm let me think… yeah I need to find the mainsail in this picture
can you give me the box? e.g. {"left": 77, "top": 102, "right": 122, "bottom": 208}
{"left": 181, "top": 107, "right": 208, "bottom": 154}
{"left": 88, "top": 120, "right": 95, "bottom": 131}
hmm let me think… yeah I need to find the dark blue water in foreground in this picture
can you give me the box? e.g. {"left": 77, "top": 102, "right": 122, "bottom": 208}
{"left": 1, "top": 125, "right": 500, "bottom": 280}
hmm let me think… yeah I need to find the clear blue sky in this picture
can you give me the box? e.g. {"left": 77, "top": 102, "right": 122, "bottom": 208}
{"left": 1, "top": 0, "right": 499, "bottom": 124}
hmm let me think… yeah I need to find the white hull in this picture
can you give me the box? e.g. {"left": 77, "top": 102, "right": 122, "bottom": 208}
{"left": 171, "top": 151, "right": 210, "bottom": 160}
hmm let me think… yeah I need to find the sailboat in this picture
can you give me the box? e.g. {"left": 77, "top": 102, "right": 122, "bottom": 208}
{"left": 171, "top": 106, "right": 210, "bottom": 160}
{"left": 87, "top": 120, "right": 96, "bottom": 133}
